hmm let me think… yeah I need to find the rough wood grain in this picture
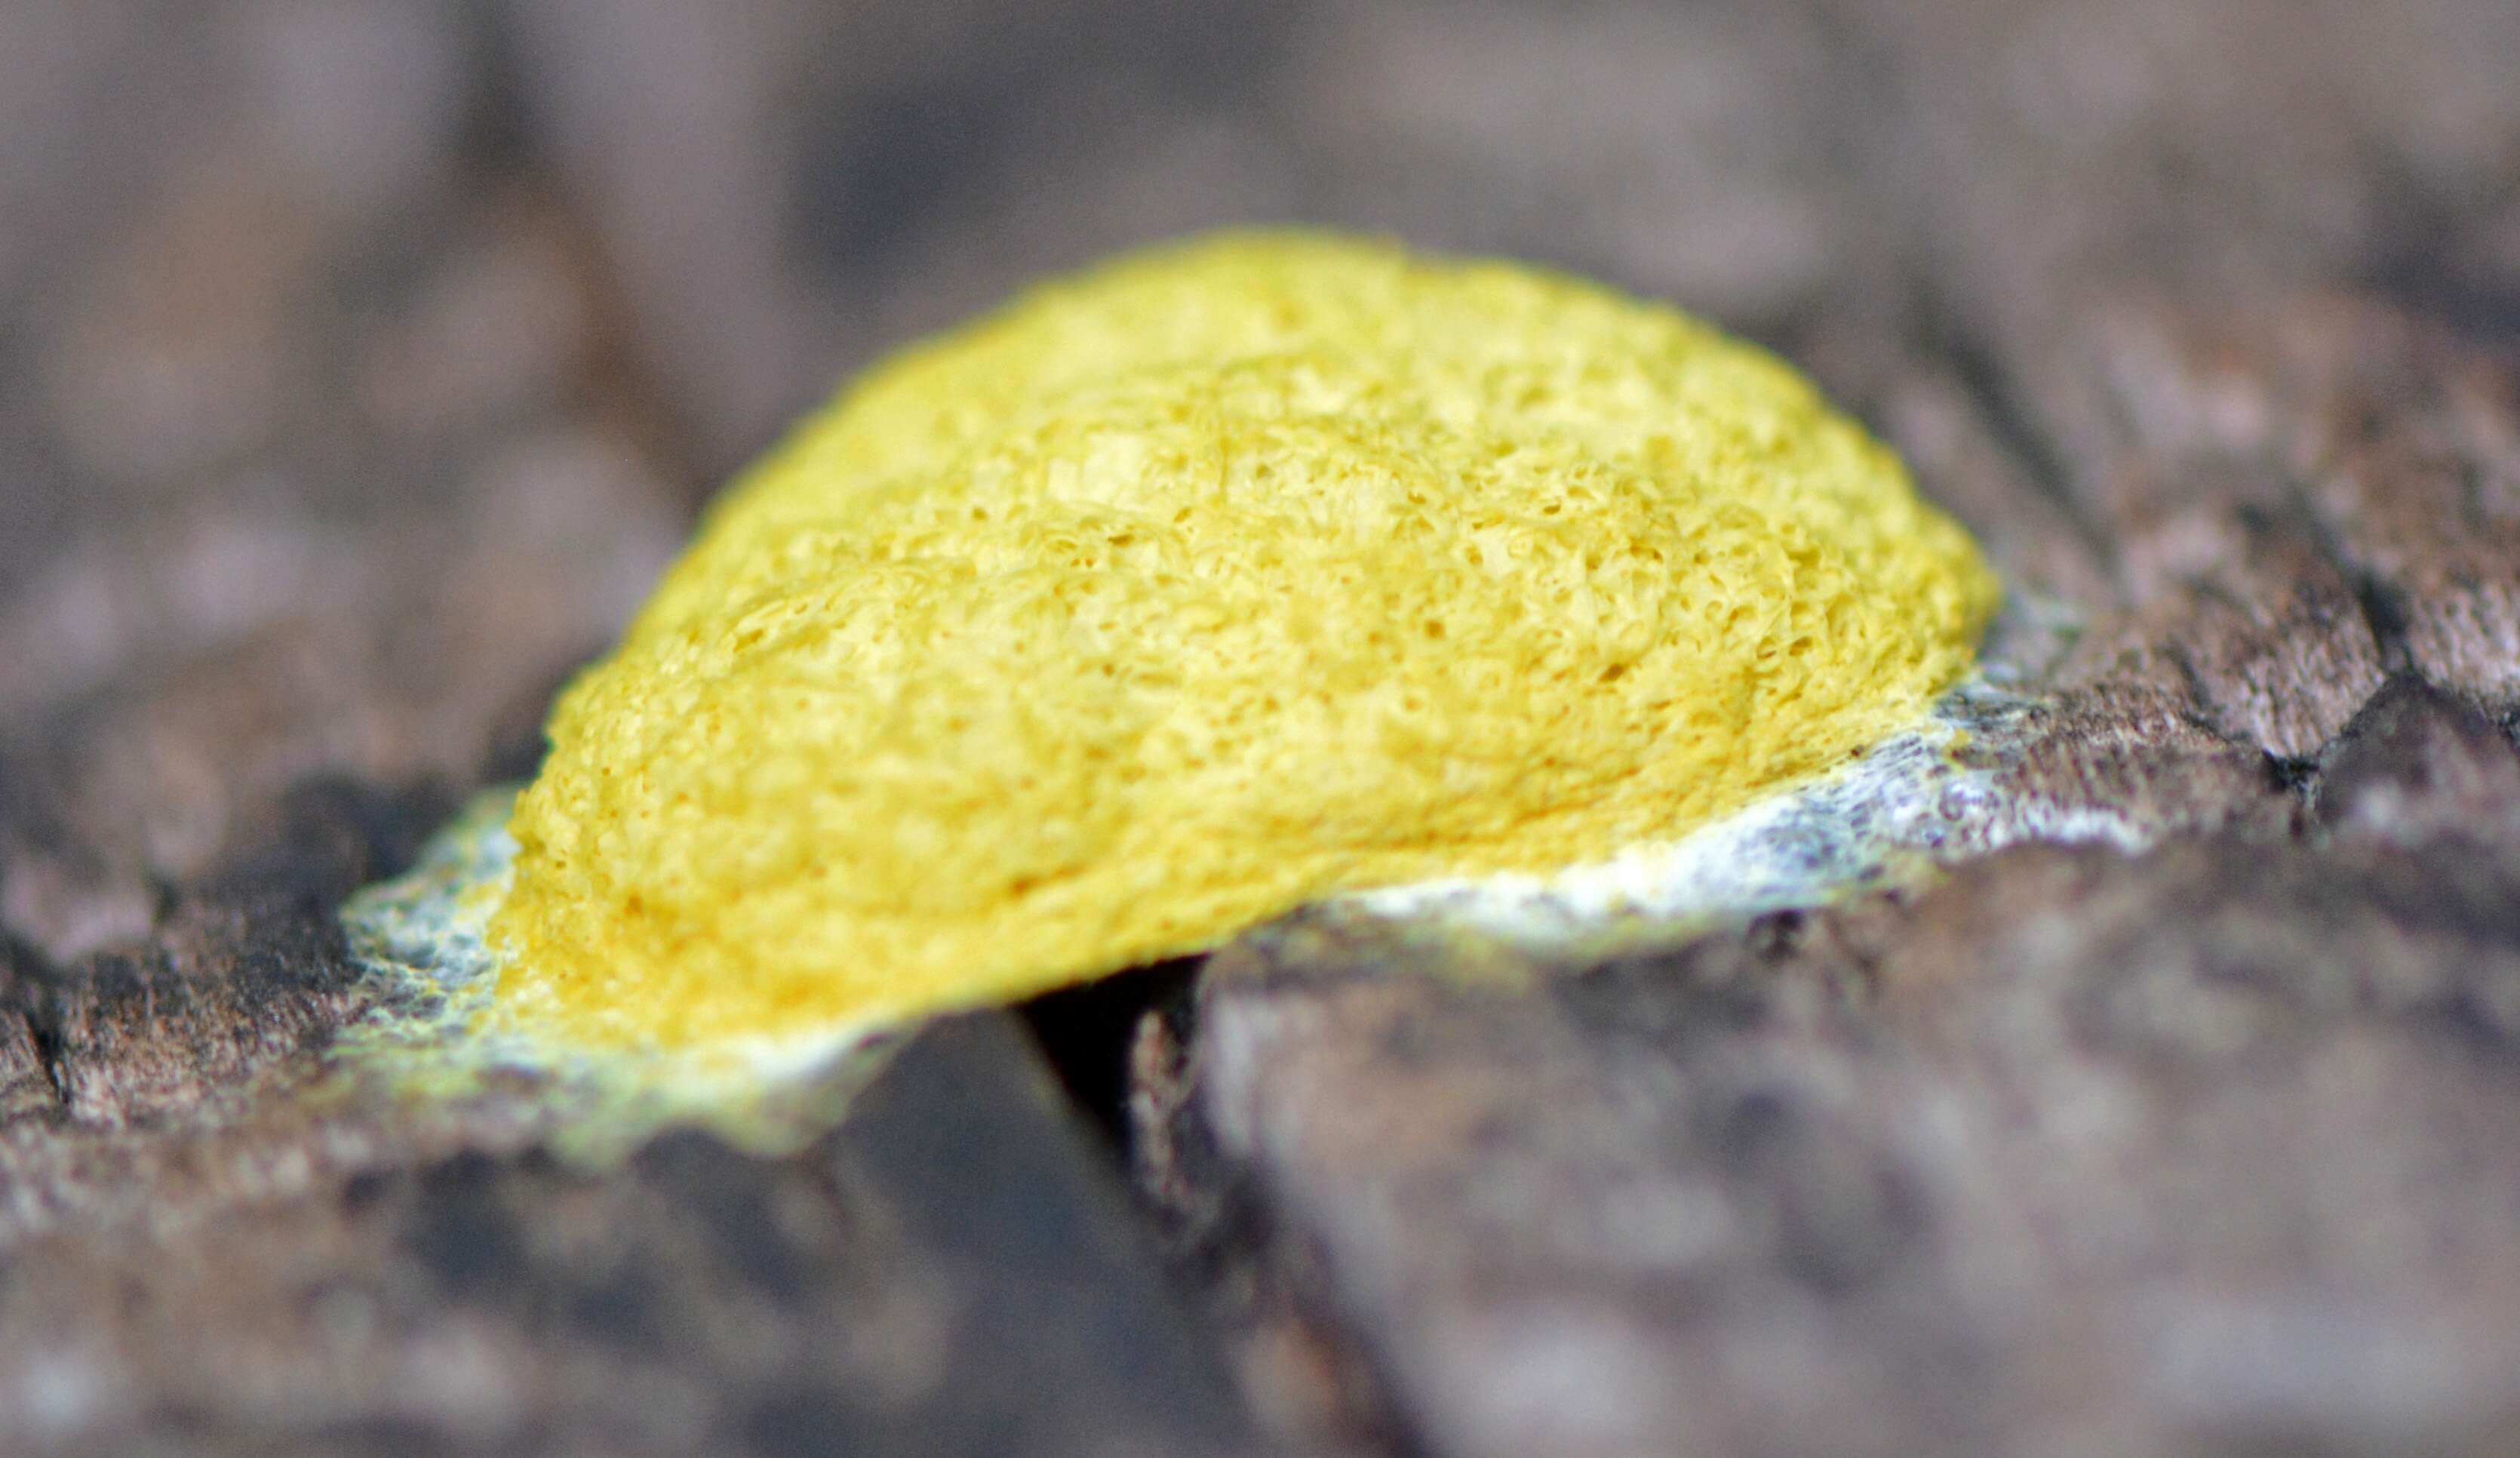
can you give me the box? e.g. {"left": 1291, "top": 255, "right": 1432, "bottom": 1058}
{"left": 4, "top": 1, "right": 2519, "bottom": 1454}
{"left": 0, "top": 1011, "right": 1256, "bottom": 1456}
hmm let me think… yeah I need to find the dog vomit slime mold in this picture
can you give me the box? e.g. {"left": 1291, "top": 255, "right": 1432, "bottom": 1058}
{"left": 478, "top": 230, "right": 1997, "bottom": 1057}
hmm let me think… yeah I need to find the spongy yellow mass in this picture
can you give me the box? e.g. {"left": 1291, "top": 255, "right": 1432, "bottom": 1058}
{"left": 488, "top": 231, "right": 1997, "bottom": 1051}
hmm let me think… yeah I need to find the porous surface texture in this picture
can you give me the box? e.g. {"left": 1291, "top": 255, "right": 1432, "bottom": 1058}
{"left": 5, "top": 2, "right": 2520, "bottom": 1455}
{"left": 495, "top": 232, "right": 1994, "bottom": 1051}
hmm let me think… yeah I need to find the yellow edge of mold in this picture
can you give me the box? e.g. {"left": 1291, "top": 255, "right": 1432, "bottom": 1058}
{"left": 337, "top": 794, "right": 906, "bottom": 1158}
{"left": 340, "top": 681, "right": 2031, "bottom": 1158}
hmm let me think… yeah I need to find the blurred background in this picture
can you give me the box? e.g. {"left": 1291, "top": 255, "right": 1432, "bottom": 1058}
{"left": 2, "top": 0, "right": 2518, "bottom": 960}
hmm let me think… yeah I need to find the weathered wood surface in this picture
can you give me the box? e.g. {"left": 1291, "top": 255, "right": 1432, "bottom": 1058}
{"left": 5, "top": 2, "right": 2520, "bottom": 1453}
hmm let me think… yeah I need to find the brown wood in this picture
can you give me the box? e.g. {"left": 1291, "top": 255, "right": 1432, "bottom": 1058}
{"left": 5, "top": 1, "right": 2520, "bottom": 1453}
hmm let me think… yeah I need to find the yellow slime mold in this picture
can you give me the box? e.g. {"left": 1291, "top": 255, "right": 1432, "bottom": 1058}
{"left": 487, "top": 230, "right": 1997, "bottom": 1054}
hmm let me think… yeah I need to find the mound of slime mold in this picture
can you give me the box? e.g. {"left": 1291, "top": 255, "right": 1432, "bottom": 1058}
{"left": 475, "top": 231, "right": 1999, "bottom": 1055}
